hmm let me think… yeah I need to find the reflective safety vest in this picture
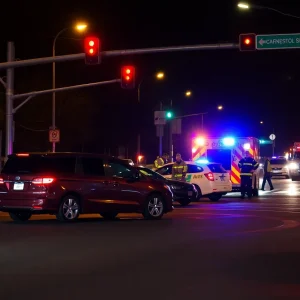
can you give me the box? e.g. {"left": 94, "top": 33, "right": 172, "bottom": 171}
{"left": 154, "top": 157, "right": 164, "bottom": 168}
{"left": 172, "top": 160, "right": 188, "bottom": 180}
{"left": 238, "top": 157, "right": 259, "bottom": 176}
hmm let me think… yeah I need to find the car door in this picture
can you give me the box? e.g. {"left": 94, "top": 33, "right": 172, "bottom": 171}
{"left": 207, "top": 163, "right": 231, "bottom": 191}
{"left": 186, "top": 164, "right": 211, "bottom": 195}
{"left": 80, "top": 156, "right": 108, "bottom": 213}
{"left": 104, "top": 160, "right": 142, "bottom": 210}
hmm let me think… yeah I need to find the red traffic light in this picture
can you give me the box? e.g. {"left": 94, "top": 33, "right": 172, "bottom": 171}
{"left": 239, "top": 33, "right": 256, "bottom": 51}
{"left": 84, "top": 36, "right": 101, "bottom": 64}
{"left": 121, "top": 66, "right": 135, "bottom": 89}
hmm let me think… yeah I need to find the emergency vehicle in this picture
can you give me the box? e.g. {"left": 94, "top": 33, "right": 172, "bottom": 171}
{"left": 191, "top": 136, "right": 260, "bottom": 195}
{"left": 288, "top": 142, "right": 300, "bottom": 181}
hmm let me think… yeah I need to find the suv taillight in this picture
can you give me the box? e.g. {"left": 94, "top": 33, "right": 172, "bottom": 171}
{"left": 32, "top": 177, "right": 55, "bottom": 184}
{"left": 0, "top": 178, "right": 4, "bottom": 184}
{"left": 204, "top": 172, "right": 214, "bottom": 181}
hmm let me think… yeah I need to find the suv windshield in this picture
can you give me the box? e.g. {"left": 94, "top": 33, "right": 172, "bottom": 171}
{"left": 2, "top": 156, "right": 76, "bottom": 174}
{"left": 270, "top": 159, "right": 286, "bottom": 165}
{"left": 138, "top": 167, "right": 166, "bottom": 181}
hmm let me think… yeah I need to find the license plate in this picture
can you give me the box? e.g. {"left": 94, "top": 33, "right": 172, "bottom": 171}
{"left": 188, "top": 191, "right": 193, "bottom": 196}
{"left": 273, "top": 170, "right": 280, "bottom": 173}
{"left": 13, "top": 182, "right": 24, "bottom": 190}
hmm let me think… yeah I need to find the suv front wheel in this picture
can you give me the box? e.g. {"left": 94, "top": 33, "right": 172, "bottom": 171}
{"left": 56, "top": 195, "right": 80, "bottom": 222}
{"left": 143, "top": 193, "right": 165, "bottom": 220}
{"left": 9, "top": 212, "right": 32, "bottom": 222}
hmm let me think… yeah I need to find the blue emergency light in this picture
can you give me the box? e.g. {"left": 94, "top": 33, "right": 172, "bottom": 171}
{"left": 196, "top": 159, "right": 209, "bottom": 164}
{"left": 222, "top": 137, "right": 235, "bottom": 146}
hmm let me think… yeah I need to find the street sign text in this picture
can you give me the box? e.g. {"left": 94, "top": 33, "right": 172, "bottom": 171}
{"left": 256, "top": 33, "right": 300, "bottom": 50}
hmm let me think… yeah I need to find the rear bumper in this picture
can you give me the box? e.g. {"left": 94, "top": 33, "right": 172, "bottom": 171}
{"left": 0, "top": 198, "right": 56, "bottom": 213}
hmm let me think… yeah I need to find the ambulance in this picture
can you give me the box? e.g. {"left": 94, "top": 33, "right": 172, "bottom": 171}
{"left": 191, "top": 136, "right": 260, "bottom": 196}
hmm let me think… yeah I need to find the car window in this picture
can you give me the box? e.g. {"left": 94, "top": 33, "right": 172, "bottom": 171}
{"left": 82, "top": 157, "right": 105, "bottom": 176}
{"left": 187, "top": 165, "right": 204, "bottom": 173}
{"left": 139, "top": 168, "right": 165, "bottom": 180}
{"left": 2, "top": 156, "right": 76, "bottom": 174}
{"left": 270, "top": 159, "right": 286, "bottom": 165}
{"left": 208, "top": 163, "right": 226, "bottom": 173}
{"left": 156, "top": 165, "right": 172, "bottom": 175}
{"left": 106, "top": 161, "right": 133, "bottom": 178}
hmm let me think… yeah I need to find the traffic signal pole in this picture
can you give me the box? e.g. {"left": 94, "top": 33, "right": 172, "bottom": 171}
{"left": 6, "top": 42, "right": 14, "bottom": 158}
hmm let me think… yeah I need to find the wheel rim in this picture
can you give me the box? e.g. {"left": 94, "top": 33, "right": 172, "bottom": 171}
{"left": 62, "top": 198, "right": 79, "bottom": 220}
{"left": 148, "top": 196, "right": 163, "bottom": 217}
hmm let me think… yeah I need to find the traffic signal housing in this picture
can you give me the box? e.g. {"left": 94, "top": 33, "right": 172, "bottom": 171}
{"left": 84, "top": 36, "right": 101, "bottom": 65}
{"left": 121, "top": 66, "right": 135, "bottom": 89}
{"left": 239, "top": 33, "right": 256, "bottom": 51}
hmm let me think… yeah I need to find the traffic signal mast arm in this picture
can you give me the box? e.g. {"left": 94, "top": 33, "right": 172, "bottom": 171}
{"left": 0, "top": 43, "right": 238, "bottom": 70}
{"left": 12, "top": 79, "right": 120, "bottom": 113}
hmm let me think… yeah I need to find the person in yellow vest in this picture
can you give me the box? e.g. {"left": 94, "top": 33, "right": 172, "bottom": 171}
{"left": 172, "top": 153, "right": 188, "bottom": 181}
{"left": 154, "top": 156, "right": 164, "bottom": 168}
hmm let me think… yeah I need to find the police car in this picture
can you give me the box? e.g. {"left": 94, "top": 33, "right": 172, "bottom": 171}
{"left": 156, "top": 161, "right": 232, "bottom": 201}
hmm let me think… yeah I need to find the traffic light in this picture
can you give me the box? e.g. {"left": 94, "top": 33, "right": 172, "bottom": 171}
{"left": 166, "top": 111, "right": 173, "bottom": 119}
{"left": 84, "top": 36, "right": 101, "bottom": 65}
{"left": 121, "top": 66, "right": 135, "bottom": 89}
{"left": 239, "top": 33, "right": 256, "bottom": 51}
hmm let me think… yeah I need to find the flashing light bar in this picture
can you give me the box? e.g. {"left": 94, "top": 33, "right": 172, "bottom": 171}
{"left": 195, "top": 137, "right": 206, "bottom": 146}
{"left": 196, "top": 159, "right": 209, "bottom": 164}
{"left": 243, "top": 143, "right": 250, "bottom": 150}
{"left": 222, "top": 137, "right": 235, "bottom": 146}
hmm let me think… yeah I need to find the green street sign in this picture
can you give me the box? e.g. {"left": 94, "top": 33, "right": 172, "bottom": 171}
{"left": 256, "top": 33, "right": 300, "bottom": 50}
{"left": 259, "top": 140, "right": 272, "bottom": 145}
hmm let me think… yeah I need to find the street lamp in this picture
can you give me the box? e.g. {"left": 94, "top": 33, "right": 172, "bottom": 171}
{"left": 156, "top": 72, "right": 164, "bottom": 79}
{"left": 237, "top": 2, "right": 300, "bottom": 19}
{"left": 260, "top": 121, "right": 263, "bottom": 124}
{"left": 237, "top": 2, "right": 249, "bottom": 9}
{"left": 185, "top": 90, "right": 192, "bottom": 97}
{"left": 217, "top": 105, "right": 223, "bottom": 110}
{"left": 52, "top": 22, "right": 88, "bottom": 152}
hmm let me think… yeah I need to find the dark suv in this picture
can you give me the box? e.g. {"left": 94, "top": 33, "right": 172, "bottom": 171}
{"left": 0, "top": 153, "right": 173, "bottom": 222}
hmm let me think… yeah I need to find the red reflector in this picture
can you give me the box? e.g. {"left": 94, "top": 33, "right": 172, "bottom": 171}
{"left": 0, "top": 178, "right": 4, "bottom": 184}
{"left": 17, "top": 153, "right": 29, "bottom": 157}
{"left": 32, "top": 178, "right": 55, "bottom": 184}
{"left": 204, "top": 172, "right": 214, "bottom": 181}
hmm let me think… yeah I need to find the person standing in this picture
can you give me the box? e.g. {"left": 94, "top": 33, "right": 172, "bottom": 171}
{"left": 238, "top": 151, "right": 259, "bottom": 199}
{"left": 154, "top": 156, "right": 164, "bottom": 169}
{"left": 261, "top": 157, "right": 274, "bottom": 191}
{"left": 172, "top": 153, "right": 188, "bottom": 181}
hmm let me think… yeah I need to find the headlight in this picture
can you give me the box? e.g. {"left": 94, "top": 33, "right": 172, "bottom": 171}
{"left": 259, "top": 163, "right": 263, "bottom": 167}
{"left": 289, "top": 162, "right": 298, "bottom": 170}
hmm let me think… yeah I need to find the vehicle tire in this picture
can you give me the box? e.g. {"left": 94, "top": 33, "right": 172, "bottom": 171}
{"left": 208, "top": 194, "right": 222, "bottom": 202}
{"left": 56, "top": 195, "right": 80, "bottom": 222}
{"left": 178, "top": 198, "right": 191, "bottom": 206}
{"left": 9, "top": 212, "right": 32, "bottom": 222}
{"left": 100, "top": 212, "right": 118, "bottom": 220}
{"left": 143, "top": 193, "right": 165, "bottom": 220}
{"left": 194, "top": 185, "right": 202, "bottom": 201}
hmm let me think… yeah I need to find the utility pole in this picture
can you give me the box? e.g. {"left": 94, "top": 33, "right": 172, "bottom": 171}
{"left": 159, "top": 102, "right": 163, "bottom": 156}
{"left": 5, "top": 42, "right": 14, "bottom": 158}
{"left": 169, "top": 99, "right": 173, "bottom": 162}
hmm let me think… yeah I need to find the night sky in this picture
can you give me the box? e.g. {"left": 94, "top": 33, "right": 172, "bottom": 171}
{"left": 0, "top": 0, "right": 300, "bottom": 162}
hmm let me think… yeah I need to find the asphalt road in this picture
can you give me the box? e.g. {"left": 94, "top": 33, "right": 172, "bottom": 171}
{"left": 1, "top": 178, "right": 300, "bottom": 300}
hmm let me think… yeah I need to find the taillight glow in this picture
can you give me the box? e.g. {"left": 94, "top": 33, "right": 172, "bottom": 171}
{"left": 32, "top": 178, "right": 55, "bottom": 184}
{"left": 204, "top": 172, "right": 214, "bottom": 181}
{"left": 17, "top": 153, "right": 29, "bottom": 156}
{"left": 0, "top": 178, "right": 4, "bottom": 184}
